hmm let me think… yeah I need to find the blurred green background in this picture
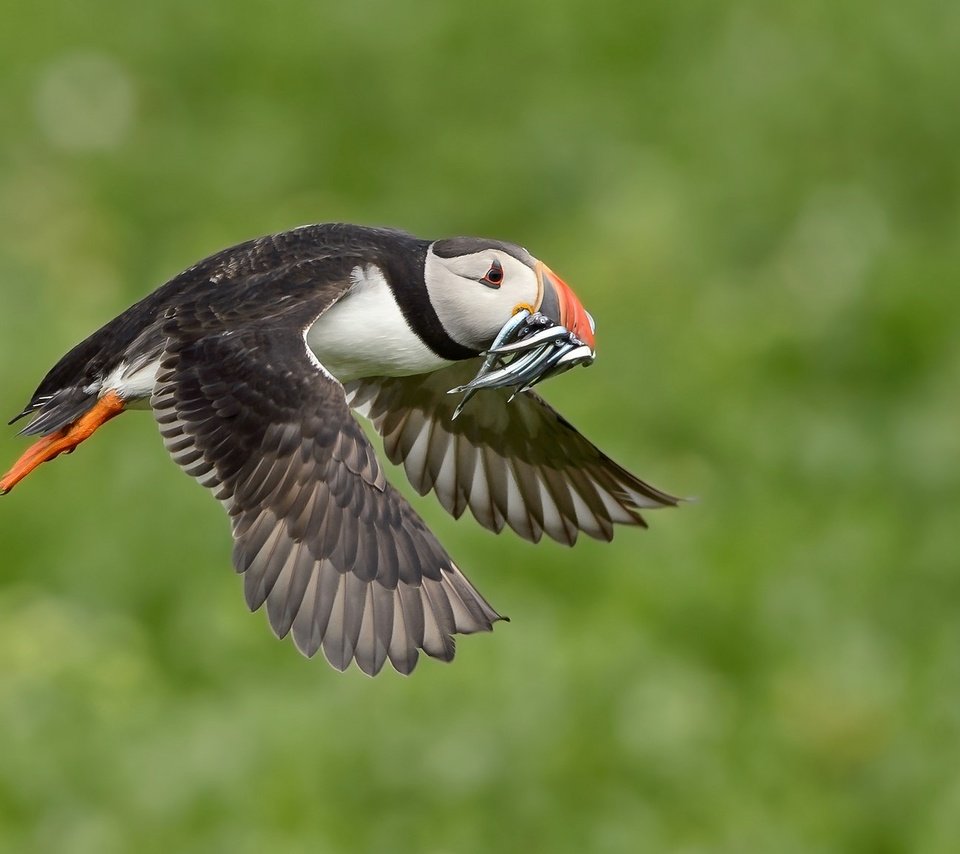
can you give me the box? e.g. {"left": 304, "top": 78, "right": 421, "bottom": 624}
{"left": 1, "top": 1, "right": 958, "bottom": 851}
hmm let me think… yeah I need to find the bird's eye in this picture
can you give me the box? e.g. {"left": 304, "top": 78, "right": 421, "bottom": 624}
{"left": 480, "top": 259, "right": 504, "bottom": 289}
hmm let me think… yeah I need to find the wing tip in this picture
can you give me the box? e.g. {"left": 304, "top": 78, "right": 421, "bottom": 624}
{"left": 265, "top": 566, "right": 506, "bottom": 677}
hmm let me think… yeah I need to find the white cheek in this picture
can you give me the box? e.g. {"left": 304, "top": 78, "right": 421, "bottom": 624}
{"left": 472, "top": 281, "right": 539, "bottom": 337}
{"left": 307, "top": 266, "right": 452, "bottom": 382}
{"left": 423, "top": 253, "right": 540, "bottom": 349}
{"left": 505, "top": 279, "right": 539, "bottom": 312}
{"left": 448, "top": 288, "right": 521, "bottom": 349}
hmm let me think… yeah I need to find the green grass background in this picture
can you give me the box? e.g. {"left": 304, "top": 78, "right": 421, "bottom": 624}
{"left": 0, "top": 2, "right": 957, "bottom": 851}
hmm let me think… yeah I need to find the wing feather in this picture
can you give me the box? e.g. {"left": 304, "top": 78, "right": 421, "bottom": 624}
{"left": 151, "top": 262, "right": 500, "bottom": 674}
{"left": 346, "top": 361, "right": 679, "bottom": 545}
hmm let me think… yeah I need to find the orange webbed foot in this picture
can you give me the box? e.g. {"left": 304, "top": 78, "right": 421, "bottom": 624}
{"left": 0, "top": 392, "right": 125, "bottom": 494}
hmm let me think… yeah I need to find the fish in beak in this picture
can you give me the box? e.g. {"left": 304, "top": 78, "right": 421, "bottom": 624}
{"left": 450, "top": 262, "right": 597, "bottom": 417}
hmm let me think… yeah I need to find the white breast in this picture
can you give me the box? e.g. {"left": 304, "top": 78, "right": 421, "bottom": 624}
{"left": 307, "top": 265, "right": 452, "bottom": 382}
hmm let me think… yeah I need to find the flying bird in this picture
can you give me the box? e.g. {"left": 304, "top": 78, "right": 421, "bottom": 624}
{"left": 1, "top": 224, "right": 678, "bottom": 675}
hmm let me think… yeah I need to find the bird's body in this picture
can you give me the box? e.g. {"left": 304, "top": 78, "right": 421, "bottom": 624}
{"left": 2, "top": 223, "right": 678, "bottom": 675}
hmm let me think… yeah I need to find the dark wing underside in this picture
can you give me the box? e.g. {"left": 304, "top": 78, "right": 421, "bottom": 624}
{"left": 150, "top": 260, "right": 499, "bottom": 676}
{"left": 346, "top": 362, "right": 679, "bottom": 546}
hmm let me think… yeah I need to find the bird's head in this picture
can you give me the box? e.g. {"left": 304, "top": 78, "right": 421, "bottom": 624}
{"left": 424, "top": 237, "right": 596, "bottom": 354}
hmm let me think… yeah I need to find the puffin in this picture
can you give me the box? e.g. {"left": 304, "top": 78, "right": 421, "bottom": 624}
{"left": 1, "top": 223, "right": 678, "bottom": 675}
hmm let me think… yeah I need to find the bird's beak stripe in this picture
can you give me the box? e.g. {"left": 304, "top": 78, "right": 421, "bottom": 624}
{"left": 536, "top": 262, "right": 596, "bottom": 351}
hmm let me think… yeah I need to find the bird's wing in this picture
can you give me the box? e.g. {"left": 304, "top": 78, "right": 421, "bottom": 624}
{"left": 346, "top": 362, "right": 679, "bottom": 546}
{"left": 150, "top": 260, "right": 500, "bottom": 676}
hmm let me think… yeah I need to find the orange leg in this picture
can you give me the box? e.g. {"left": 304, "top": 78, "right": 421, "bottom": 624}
{"left": 0, "top": 392, "right": 126, "bottom": 495}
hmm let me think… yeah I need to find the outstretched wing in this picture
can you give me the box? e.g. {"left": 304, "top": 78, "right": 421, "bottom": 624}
{"left": 346, "top": 362, "right": 679, "bottom": 546}
{"left": 150, "top": 260, "right": 500, "bottom": 676}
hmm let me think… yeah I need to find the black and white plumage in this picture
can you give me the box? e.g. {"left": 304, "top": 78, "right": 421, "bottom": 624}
{"left": 2, "top": 223, "right": 678, "bottom": 675}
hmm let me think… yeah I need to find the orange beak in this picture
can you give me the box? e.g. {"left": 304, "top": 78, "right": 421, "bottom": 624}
{"left": 536, "top": 262, "right": 596, "bottom": 351}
